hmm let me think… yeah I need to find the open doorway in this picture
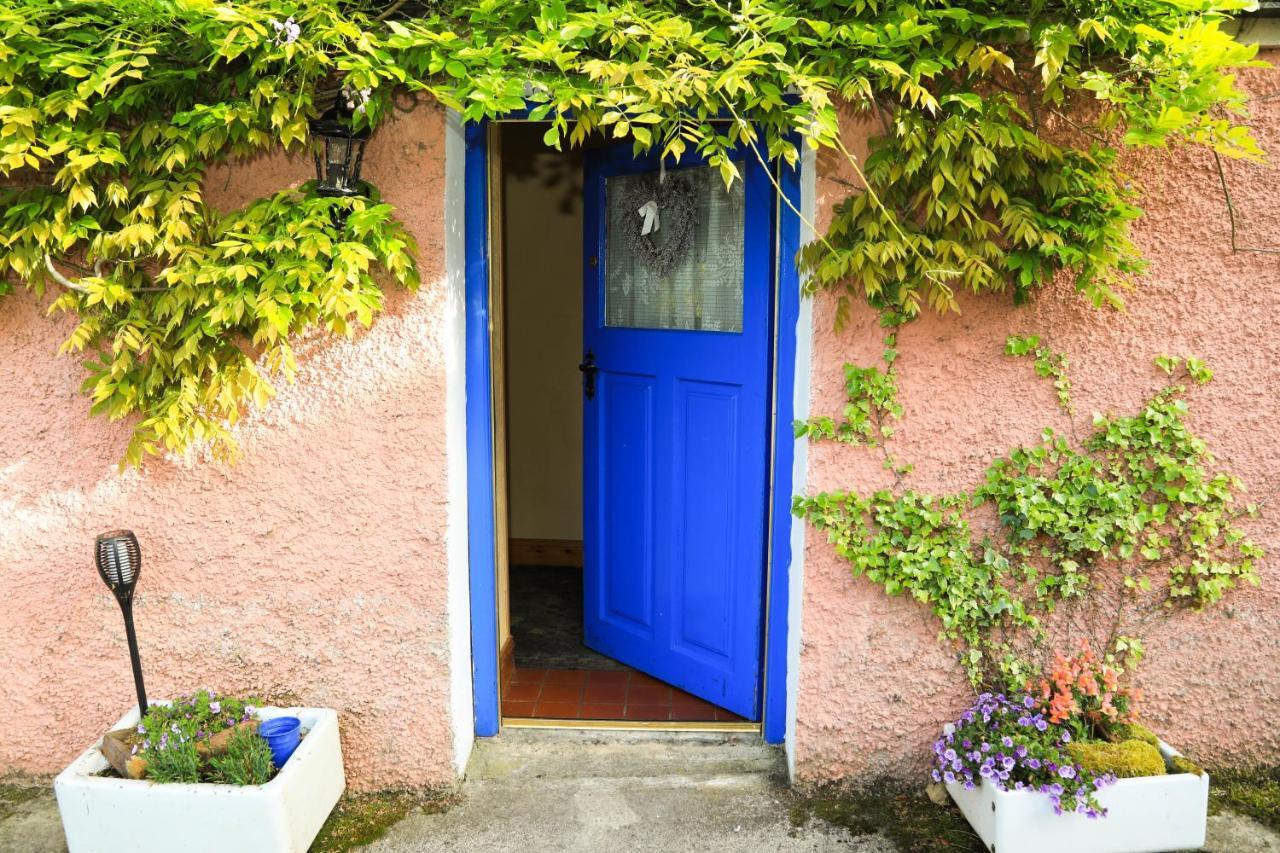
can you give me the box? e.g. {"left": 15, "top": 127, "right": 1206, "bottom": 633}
{"left": 493, "top": 122, "right": 773, "bottom": 727}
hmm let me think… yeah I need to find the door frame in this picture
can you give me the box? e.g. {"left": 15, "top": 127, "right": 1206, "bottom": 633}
{"left": 464, "top": 118, "right": 803, "bottom": 744}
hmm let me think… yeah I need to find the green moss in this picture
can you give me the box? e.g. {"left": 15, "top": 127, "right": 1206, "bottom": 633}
{"left": 1067, "top": 740, "right": 1166, "bottom": 778}
{"left": 0, "top": 782, "right": 43, "bottom": 822}
{"left": 791, "top": 781, "right": 985, "bottom": 852}
{"left": 1169, "top": 755, "right": 1205, "bottom": 776}
{"left": 310, "top": 790, "right": 454, "bottom": 852}
{"left": 1104, "top": 722, "right": 1160, "bottom": 747}
{"left": 1208, "top": 767, "right": 1280, "bottom": 833}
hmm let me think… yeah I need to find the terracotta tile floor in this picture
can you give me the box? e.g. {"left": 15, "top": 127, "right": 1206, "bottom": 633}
{"left": 501, "top": 666, "right": 745, "bottom": 722}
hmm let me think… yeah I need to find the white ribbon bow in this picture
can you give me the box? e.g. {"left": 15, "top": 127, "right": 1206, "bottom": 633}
{"left": 638, "top": 200, "right": 660, "bottom": 236}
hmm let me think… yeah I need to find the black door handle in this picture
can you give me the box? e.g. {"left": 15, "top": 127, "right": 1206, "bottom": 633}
{"left": 579, "top": 350, "right": 598, "bottom": 400}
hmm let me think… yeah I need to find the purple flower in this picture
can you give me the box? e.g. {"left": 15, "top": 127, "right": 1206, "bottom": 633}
{"left": 1002, "top": 756, "right": 1015, "bottom": 771}
{"left": 944, "top": 771, "right": 956, "bottom": 784}
{"left": 1023, "top": 695, "right": 1036, "bottom": 708}
{"left": 1059, "top": 765, "right": 1077, "bottom": 780}
{"left": 979, "top": 764, "right": 995, "bottom": 779}
{"left": 270, "top": 16, "right": 301, "bottom": 45}
{"left": 944, "top": 748, "right": 957, "bottom": 762}
{"left": 1017, "top": 716, "right": 1031, "bottom": 727}
{"left": 1026, "top": 758, "right": 1042, "bottom": 770}
{"left": 1001, "top": 736, "right": 1014, "bottom": 749}
{"left": 1015, "top": 745, "right": 1028, "bottom": 758}
{"left": 932, "top": 770, "right": 942, "bottom": 782}
{"left": 209, "top": 701, "right": 221, "bottom": 715}
{"left": 1035, "top": 719, "right": 1049, "bottom": 732}
{"left": 1061, "top": 731, "right": 1072, "bottom": 743}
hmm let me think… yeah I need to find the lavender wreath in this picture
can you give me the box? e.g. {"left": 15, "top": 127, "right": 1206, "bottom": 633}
{"left": 614, "top": 171, "right": 698, "bottom": 278}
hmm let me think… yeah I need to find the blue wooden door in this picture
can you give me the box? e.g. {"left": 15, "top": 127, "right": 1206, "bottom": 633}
{"left": 582, "top": 143, "right": 773, "bottom": 720}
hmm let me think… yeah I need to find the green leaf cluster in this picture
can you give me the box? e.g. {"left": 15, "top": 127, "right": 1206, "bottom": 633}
{"left": 1006, "top": 334, "right": 1073, "bottom": 414}
{"left": 794, "top": 2, "right": 1264, "bottom": 324}
{"left": 795, "top": 334, "right": 901, "bottom": 445}
{"left": 793, "top": 488, "right": 1034, "bottom": 664}
{"left": 0, "top": 0, "right": 1264, "bottom": 461}
{"left": 795, "top": 342, "right": 1261, "bottom": 686}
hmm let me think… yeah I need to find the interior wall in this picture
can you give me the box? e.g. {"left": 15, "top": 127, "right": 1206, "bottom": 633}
{"left": 501, "top": 125, "right": 585, "bottom": 546}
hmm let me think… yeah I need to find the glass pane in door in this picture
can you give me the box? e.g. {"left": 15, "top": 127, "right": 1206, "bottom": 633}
{"left": 604, "top": 165, "right": 745, "bottom": 332}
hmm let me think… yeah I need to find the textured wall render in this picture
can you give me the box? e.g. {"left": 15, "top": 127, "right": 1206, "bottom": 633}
{"left": 793, "top": 60, "right": 1280, "bottom": 784}
{"left": 4, "top": 68, "right": 1279, "bottom": 793}
{"left": 0, "top": 104, "right": 459, "bottom": 790}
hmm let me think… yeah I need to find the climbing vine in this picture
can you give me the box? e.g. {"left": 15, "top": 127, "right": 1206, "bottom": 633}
{"left": 0, "top": 0, "right": 1266, "bottom": 461}
{"left": 795, "top": 338, "right": 1261, "bottom": 688}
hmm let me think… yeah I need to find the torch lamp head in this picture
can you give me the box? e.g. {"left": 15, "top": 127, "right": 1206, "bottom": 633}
{"left": 96, "top": 530, "right": 141, "bottom": 602}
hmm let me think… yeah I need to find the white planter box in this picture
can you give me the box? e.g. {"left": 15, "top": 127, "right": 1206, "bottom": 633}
{"left": 947, "top": 740, "right": 1208, "bottom": 853}
{"left": 55, "top": 705, "right": 345, "bottom": 853}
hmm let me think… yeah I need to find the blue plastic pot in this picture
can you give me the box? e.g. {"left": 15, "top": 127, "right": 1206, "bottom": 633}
{"left": 257, "top": 716, "right": 301, "bottom": 769}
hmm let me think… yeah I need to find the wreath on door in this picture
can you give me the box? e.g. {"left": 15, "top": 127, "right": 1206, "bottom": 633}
{"left": 616, "top": 171, "right": 698, "bottom": 278}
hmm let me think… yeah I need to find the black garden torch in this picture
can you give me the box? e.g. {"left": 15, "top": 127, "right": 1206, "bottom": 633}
{"left": 96, "top": 530, "right": 148, "bottom": 716}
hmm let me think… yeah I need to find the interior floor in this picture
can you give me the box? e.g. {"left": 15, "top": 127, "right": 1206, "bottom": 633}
{"left": 505, "top": 565, "right": 742, "bottom": 723}
{"left": 501, "top": 667, "right": 745, "bottom": 723}
{"left": 509, "top": 565, "right": 625, "bottom": 671}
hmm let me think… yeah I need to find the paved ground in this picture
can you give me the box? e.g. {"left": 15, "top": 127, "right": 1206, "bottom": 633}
{"left": 3, "top": 730, "right": 1277, "bottom": 852}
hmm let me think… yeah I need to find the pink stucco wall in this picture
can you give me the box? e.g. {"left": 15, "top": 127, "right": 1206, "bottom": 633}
{"left": 0, "top": 104, "right": 460, "bottom": 791}
{"left": 793, "top": 58, "right": 1280, "bottom": 783}
{"left": 3, "top": 65, "right": 1279, "bottom": 794}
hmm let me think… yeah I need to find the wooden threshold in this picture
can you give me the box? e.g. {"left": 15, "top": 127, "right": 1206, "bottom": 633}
{"left": 502, "top": 718, "right": 760, "bottom": 733}
{"left": 508, "top": 538, "right": 584, "bottom": 567}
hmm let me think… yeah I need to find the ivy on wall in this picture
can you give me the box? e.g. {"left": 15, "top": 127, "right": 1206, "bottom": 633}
{"left": 0, "top": 0, "right": 1266, "bottom": 462}
{"left": 794, "top": 339, "right": 1261, "bottom": 688}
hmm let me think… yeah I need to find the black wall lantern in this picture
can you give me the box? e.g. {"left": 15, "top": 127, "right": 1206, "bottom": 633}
{"left": 309, "top": 105, "right": 370, "bottom": 200}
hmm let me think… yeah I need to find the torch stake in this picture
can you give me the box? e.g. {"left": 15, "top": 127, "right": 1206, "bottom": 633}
{"left": 119, "top": 598, "right": 148, "bottom": 717}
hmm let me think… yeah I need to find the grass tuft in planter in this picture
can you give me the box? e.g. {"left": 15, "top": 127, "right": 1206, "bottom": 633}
{"left": 207, "top": 727, "right": 275, "bottom": 786}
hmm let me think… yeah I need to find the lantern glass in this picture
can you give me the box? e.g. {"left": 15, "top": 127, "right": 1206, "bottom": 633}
{"left": 309, "top": 108, "right": 369, "bottom": 198}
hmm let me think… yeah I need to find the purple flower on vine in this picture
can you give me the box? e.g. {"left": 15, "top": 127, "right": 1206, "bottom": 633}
{"left": 270, "top": 17, "right": 300, "bottom": 45}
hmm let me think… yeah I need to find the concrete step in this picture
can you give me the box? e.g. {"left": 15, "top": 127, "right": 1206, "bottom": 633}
{"left": 466, "top": 728, "right": 786, "bottom": 785}
{"left": 369, "top": 731, "right": 884, "bottom": 853}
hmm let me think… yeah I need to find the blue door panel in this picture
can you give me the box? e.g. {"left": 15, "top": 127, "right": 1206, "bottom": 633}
{"left": 598, "top": 371, "right": 656, "bottom": 635}
{"left": 672, "top": 380, "right": 740, "bottom": 660}
{"left": 582, "top": 142, "right": 773, "bottom": 720}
